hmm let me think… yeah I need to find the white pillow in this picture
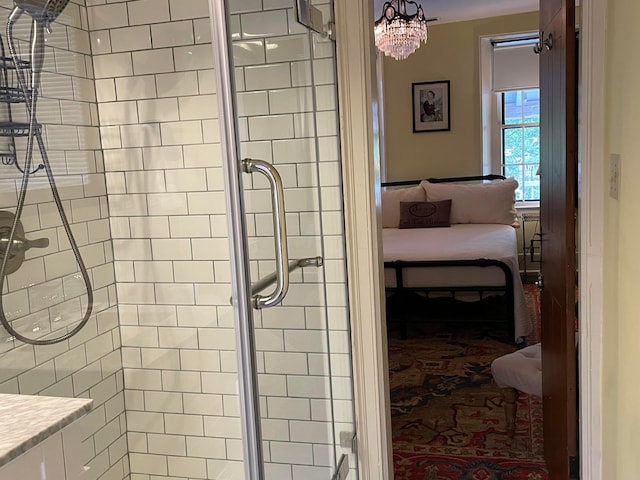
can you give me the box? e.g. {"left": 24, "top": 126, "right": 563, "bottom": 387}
{"left": 381, "top": 185, "right": 426, "bottom": 228}
{"left": 420, "top": 177, "right": 518, "bottom": 225}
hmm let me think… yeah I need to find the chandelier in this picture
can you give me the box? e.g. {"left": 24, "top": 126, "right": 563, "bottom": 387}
{"left": 374, "top": 0, "right": 428, "bottom": 60}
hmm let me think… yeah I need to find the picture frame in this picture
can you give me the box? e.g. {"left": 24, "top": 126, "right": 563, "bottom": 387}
{"left": 412, "top": 80, "right": 451, "bottom": 132}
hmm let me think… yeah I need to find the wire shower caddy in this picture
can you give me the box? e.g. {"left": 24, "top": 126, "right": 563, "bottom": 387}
{"left": 0, "top": 36, "right": 43, "bottom": 174}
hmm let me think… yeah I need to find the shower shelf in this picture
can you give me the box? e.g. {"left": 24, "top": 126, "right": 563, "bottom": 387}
{"left": 0, "top": 86, "right": 31, "bottom": 103}
{"left": 0, "top": 46, "right": 40, "bottom": 175}
{"left": 0, "top": 121, "right": 41, "bottom": 137}
{"left": 0, "top": 56, "right": 31, "bottom": 103}
{"left": 0, "top": 56, "right": 30, "bottom": 69}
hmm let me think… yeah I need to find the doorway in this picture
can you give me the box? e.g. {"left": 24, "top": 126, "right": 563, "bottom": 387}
{"left": 333, "top": 0, "right": 605, "bottom": 479}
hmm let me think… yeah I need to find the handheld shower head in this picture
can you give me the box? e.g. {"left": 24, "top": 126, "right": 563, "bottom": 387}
{"left": 8, "top": 0, "right": 71, "bottom": 94}
{"left": 13, "top": 0, "right": 71, "bottom": 24}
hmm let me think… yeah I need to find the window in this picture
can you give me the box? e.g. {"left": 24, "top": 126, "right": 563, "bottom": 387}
{"left": 501, "top": 89, "right": 540, "bottom": 201}
{"left": 480, "top": 33, "right": 540, "bottom": 204}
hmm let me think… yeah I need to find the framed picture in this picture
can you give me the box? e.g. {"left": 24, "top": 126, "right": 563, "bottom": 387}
{"left": 412, "top": 80, "right": 451, "bottom": 132}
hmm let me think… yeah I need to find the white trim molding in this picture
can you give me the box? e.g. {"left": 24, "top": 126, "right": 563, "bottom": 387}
{"left": 376, "top": 51, "right": 387, "bottom": 182}
{"left": 579, "top": 0, "right": 606, "bottom": 478}
{"left": 334, "top": 1, "right": 393, "bottom": 479}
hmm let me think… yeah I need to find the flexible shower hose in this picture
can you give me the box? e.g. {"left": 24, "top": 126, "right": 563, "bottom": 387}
{"left": 0, "top": 17, "right": 93, "bottom": 345}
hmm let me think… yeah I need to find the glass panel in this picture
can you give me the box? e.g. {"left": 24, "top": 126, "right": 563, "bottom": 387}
{"left": 503, "top": 89, "right": 540, "bottom": 125}
{"left": 0, "top": 1, "right": 355, "bottom": 479}
{"left": 228, "top": 0, "right": 357, "bottom": 479}
{"left": 503, "top": 127, "right": 524, "bottom": 165}
{"left": 501, "top": 89, "right": 540, "bottom": 201}
{"left": 522, "top": 162, "right": 541, "bottom": 201}
{"left": 504, "top": 164, "right": 524, "bottom": 201}
{"left": 503, "top": 91, "right": 523, "bottom": 124}
{"left": 522, "top": 89, "right": 540, "bottom": 123}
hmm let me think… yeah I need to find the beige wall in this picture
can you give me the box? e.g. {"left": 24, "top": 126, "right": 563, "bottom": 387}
{"left": 603, "top": 0, "right": 640, "bottom": 477}
{"left": 382, "top": 12, "right": 538, "bottom": 181}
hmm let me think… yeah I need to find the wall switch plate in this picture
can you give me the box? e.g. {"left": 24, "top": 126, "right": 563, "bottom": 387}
{"left": 610, "top": 153, "right": 621, "bottom": 199}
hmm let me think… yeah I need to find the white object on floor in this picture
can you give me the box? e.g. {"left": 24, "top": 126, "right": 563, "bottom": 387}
{"left": 491, "top": 343, "right": 542, "bottom": 396}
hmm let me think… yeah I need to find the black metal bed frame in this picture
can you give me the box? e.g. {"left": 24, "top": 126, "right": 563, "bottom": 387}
{"left": 382, "top": 175, "right": 516, "bottom": 341}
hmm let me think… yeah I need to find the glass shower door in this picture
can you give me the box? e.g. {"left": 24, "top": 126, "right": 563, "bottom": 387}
{"left": 211, "top": 1, "right": 357, "bottom": 479}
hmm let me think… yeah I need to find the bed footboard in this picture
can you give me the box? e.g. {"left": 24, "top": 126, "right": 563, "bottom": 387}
{"left": 384, "top": 258, "right": 515, "bottom": 341}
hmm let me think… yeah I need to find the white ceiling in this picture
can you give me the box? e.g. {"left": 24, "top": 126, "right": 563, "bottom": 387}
{"left": 372, "top": 0, "right": 539, "bottom": 25}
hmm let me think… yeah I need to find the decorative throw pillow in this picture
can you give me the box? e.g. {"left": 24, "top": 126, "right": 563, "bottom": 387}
{"left": 420, "top": 178, "right": 518, "bottom": 225}
{"left": 381, "top": 184, "right": 426, "bottom": 228}
{"left": 398, "top": 200, "right": 452, "bottom": 229}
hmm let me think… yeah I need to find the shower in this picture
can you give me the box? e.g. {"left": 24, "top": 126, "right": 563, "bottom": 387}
{"left": 0, "top": 0, "right": 92, "bottom": 345}
{"left": 12, "top": 0, "right": 70, "bottom": 22}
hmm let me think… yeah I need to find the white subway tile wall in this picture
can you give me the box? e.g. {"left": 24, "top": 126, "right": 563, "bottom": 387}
{"left": 0, "top": 0, "right": 354, "bottom": 478}
{"left": 0, "top": 1, "right": 125, "bottom": 479}
{"left": 91, "top": 0, "right": 227, "bottom": 476}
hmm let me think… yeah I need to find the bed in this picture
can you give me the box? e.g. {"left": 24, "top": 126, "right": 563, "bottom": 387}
{"left": 381, "top": 176, "right": 532, "bottom": 343}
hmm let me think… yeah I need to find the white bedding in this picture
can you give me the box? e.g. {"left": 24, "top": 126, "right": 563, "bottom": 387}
{"left": 383, "top": 224, "right": 531, "bottom": 342}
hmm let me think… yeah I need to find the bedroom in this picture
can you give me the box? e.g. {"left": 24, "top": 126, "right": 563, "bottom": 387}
{"left": 374, "top": 1, "right": 576, "bottom": 478}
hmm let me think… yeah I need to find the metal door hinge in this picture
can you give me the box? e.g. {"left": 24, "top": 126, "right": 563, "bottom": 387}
{"left": 339, "top": 431, "right": 357, "bottom": 453}
{"left": 569, "top": 455, "right": 579, "bottom": 478}
{"left": 327, "top": 20, "right": 335, "bottom": 41}
{"left": 296, "top": 0, "right": 327, "bottom": 36}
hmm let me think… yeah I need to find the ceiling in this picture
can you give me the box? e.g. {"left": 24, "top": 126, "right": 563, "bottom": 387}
{"left": 372, "top": 0, "right": 539, "bottom": 25}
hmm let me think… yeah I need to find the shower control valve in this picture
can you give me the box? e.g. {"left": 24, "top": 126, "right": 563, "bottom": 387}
{"left": 0, "top": 234, "right": 49, "bottom": 254}
{"left": 0, "top": 210, "right": 49, "bottom": 275}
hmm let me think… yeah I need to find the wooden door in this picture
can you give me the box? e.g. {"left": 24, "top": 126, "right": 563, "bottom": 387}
{"left": 538, "top": 0, "right": 578, "bottom": 478}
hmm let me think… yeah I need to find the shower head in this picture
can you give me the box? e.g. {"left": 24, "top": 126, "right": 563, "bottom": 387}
{"left": 13, "top": 0, "right": 71, "bottom": 24}
{"left": 6, "top": 0, "right": 71, "bottom": 99}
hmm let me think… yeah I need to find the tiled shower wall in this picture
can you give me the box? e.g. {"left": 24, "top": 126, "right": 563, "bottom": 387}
{"left": 0, "top": 0, "right": 353, "bottom": 478}
{"left": 89, "top": 0, "right": 353, "bottom": 478}
{"left": 88, "top": 0, "right": 239, "bottom": 478}
{"left": 0, "top": 1, "right": 126, "bottom": 479}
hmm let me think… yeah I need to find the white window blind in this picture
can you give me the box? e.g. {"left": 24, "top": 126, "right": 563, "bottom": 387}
{"left": 492, "top": 42, "right": 539, "bottom": 91}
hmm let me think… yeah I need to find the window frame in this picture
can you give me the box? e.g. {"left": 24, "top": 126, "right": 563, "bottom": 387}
{"left": 480, "top": 32, "right": 540, "bottom": 209}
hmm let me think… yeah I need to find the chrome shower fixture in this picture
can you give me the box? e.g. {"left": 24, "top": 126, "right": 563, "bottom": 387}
{"left": 0, "top": 0, "right": 93, "bottom": 346}
{"left": 9, "top": 0, "right": 72, "bottom": 91}
{"left": 13, "top": 0, "right": 71, "bottom": 24}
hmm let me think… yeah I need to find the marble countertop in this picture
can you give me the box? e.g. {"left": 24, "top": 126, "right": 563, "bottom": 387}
{"left": 0, "top": 393, "right": 92, "bottom": 468}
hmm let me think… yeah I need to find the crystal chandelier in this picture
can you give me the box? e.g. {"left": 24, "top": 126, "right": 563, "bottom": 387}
{"left": 374, "top": 0, "right": 428, "bottom": 60}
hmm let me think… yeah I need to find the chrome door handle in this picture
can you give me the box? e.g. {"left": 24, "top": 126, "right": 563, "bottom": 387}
{"left": 242, "top": 158, "right": 289, "bottom": 309}
{"left": 250, "top": 256, "right": 323, "bottom": 296}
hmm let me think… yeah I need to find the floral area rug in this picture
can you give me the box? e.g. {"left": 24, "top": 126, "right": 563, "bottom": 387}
{"left": 390, "top": 285, "right": 548, "bottom": 479}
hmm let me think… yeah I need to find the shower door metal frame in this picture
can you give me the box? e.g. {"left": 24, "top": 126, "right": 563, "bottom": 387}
{"left": 209, "top": 2, "right": 265, "bottom": 479}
